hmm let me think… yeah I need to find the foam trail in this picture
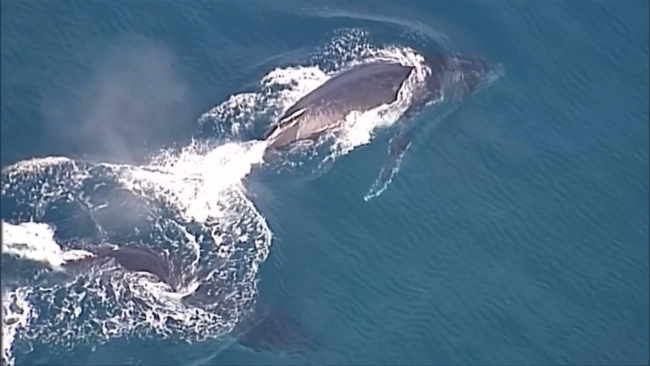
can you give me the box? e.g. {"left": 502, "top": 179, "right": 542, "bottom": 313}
{"left": 1, "top": 221, "right": 93, "bottom": 269}
{"left": 130, "top": 139, "right": 269, "bottom": 223}
{"left": 1, "top": 222, "right": 89, "bottom": 366}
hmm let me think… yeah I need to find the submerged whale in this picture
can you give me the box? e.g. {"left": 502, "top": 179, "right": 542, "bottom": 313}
{"left": 61, "top": 244, "right": 313, "bottom": 354}
{"left": 263, "top": 52, "right": 493, "bottom": 151}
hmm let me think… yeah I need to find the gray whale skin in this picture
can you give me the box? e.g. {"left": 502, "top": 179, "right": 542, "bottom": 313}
{"left": 263, "top": 52, "right": 493, "bottom": 151}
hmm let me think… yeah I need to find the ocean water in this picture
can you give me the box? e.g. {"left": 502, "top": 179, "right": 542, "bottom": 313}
{"left": 1, "top": 1, "right": 648, "bottom": 365}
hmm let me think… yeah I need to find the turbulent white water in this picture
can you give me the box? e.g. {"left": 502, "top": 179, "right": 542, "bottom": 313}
{"left": 1, "top": 30, "right": 433, "bottom": 365}
{"left": 1, "top": 142, "right": 272, "bottom": 362}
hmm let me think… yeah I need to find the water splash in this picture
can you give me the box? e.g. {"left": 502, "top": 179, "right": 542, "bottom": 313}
{"left": 1, "top": 138, "right": 271, "bottom": 363}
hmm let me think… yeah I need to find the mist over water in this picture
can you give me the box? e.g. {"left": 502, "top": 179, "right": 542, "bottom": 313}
{"left": 40, "top": 37, "right": 196, "bottom": 164}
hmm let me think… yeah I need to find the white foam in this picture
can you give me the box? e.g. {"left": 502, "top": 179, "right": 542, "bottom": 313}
{"left": 124, "top": 139, "right": 268, "bottom": 223}
{"left": 1, "top": 138, "right": 273, "bottom": 360}
{"left": 2, "top": 221, "right": 68, "bottom": 269}
{"left": 2, "top": 288, "right": 35, "bottom": 366}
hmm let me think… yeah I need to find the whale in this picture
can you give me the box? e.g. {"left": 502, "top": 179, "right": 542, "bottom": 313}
{"left": 90, "top": 244, "right": 174, "bottom": 285}
{"left": 263, "top": 61, "right": 415, "bottom": 149}
{"left": 262, "top": 52, "right": 496, "bottom": 199}
{"left": 61, "top": 244, "right": 314, "bottom": 354}
{"left": 263, "top": 52, "right": 493, "bottom": 151}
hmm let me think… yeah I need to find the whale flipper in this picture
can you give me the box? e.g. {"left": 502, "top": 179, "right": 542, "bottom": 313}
{"left": 363, "top": 123, "right": 415, "bottom": 201}
{"left": 364, "top": 101, "right": 462, "bottom": 201}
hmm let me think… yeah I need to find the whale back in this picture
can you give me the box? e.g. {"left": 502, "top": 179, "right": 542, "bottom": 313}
{"left": 264, "top": 62, "right": 414, "bottom": 148}
{"left": 282, "top": 62, "right": 414, "bottom": 119}
{"left": 107, "top": 245, "right": 171, "bottom": 284}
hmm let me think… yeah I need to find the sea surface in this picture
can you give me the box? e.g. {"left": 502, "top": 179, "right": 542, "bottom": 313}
{"left": 1, "top": 1, "right": 649, "bottom": 365}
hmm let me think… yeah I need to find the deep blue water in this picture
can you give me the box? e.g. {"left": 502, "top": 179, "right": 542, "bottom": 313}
{"left": 1, "top": 1, "right": 649, "bottom": 365}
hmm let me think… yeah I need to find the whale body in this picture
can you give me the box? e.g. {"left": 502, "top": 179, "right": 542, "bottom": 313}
{"left": 264, "top": 62, "right": 414, "bottom": 149}
{"left": 262, "top": 52, "right": 496, "bottom": 200}
{"left": 263, "top": 52, "right": 493, "bottom": 151}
